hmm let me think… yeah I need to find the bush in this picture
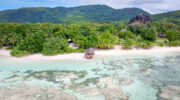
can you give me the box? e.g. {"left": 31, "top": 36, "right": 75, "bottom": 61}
{"left": 6, "top": 46, "right": 15, "bottom": 50}
{"left": 64, "top": 48, "right": 85, "bottom": 53}
{"left": 0, "top": 44, "right": 2, "bottom": 49}
{"left": 128, "top": 23, "right": 145, "bottom": 35}
{"left": 168, "top": 40, "right": 180, "bottom": 47}
{"left": 141, "top": 28, "right": 157, "bottom": 42}
{"left": 73, "top": 35, "right": 91, "bottom": 49}
{"left": 158, "top": 42, "right": 165, "bottom": 47}
{"left": 42, "top": 37, "right": 69, "bottom": 55}
{"left": 11, "top": 48, "right": 29, "bottom": 57}
{"left": 135, "top": 39, "right": 153, "bottom": 49}
{"left": 118, "top": 31, "right": 135, "bottom": 39}
{"left": 166, "top": 30, "right": 179, "bottom": 42}
{"left": 96, "top": 31, "right": 118, "bottom": 49}
{"left": 121, "top": 39, "right": 134, "bottom": 49}
{"left": 17, "top": 31, "right": 46, "bottom": 53}
{"left": 141, "top": 41, "right": 153, "bottom": 49}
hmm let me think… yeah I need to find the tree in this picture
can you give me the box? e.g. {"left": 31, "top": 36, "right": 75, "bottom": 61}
{"left": 98, "top": 24, "right": 117, "bottom": 34}
{"left": 0, "top": 23, "right": 19, "bottom": 45}
{"left": 118, "top": 31, "right": 135, "bottom": 39}
{"left": 73, "top": 35, "right": 91, "bottom": 49}
{"left": 42, "top": 37, "right": 68, "bottom": 55}
{"left": 53, "top": 25, "right": 67, "bottom": 39}
{"left": 166, "top": 30, "right": 179, "bottom": 42}
{"left": 115, "top": 24, "right": 125, "bottom": 32}
{"left": 121, "top": 39, "right": 134, "bottom": 49}
{"left": 141, "top": 40, "right": 153, "bottom": 49}
{"left": 0, "top": 22, "right": 178, "bottom": 57}
{"left": 79, "top": 24, "right": 99, "bottom": 47}
{"left": 11, "top": 47, "right": 29, "bottom": 57}
{"left": 66, "top": 24, "right": 80, "bottom": 39}
{"left": 16, "top": 30, "right": 46, "bottom": 53}
{"left": 40, "top": 23, "right": 55, "bottom": 35}
{"left": 168, "top": 40, "right": 180, "bottom": 47}
{"left": 128, "top": 23, "right": 146, "bottom": 35}
{"left": 141, "top": 28, "right": 157, "bottom": 42}
{"left": 97, "top": 31, "right": 118, "bottom": 49}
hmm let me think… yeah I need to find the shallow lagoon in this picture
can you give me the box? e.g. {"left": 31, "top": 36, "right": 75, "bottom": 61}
{"left": 0, "top": 53, "right": 180, "bottom": 100}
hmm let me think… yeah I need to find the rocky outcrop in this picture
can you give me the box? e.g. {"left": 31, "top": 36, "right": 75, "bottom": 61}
{"left": 128, "top": 14, "right": 152, "bottom": 25}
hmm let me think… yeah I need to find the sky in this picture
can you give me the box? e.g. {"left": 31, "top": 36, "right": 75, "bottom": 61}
{"left": 0, "top": 0, "right": 180, "bottom": 14}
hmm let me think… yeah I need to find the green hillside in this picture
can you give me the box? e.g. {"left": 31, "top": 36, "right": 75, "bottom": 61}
{"left": 0, "top": 5, "right": 149, "bottom": 23}
{"left": 152, "top": 10, "right": 180, "bottom": 25}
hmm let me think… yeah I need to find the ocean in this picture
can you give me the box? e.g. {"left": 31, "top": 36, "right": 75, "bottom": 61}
{"left": 0, "top": 53, "right": 180, "bottom": 100}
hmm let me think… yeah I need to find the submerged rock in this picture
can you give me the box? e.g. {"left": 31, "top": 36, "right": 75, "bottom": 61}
{"left": 97, "top": 77, "right": 128, "bottom": 100}
{"left": 167, "top": 86, "right": 180, "bottom": 92}
{"left": 159, "top": 86, "right": 180, "bottom": 100}
{"left": 0, "top": 84, "right": 77, "bottom": 100}
{"left": 73, "top": 77, "right": 130, "bottom": 100}
{"left": 141, "top": 69, "right": 154, "bottom": 76}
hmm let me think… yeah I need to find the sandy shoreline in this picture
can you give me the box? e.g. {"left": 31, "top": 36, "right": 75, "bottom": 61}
{"left": 0, "top": 46, "right": 180, "bottom": 61}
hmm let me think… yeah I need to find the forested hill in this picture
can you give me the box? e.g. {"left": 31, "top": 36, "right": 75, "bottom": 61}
{"left": 152, "top": 10, "right": 180, "bottom": 25}
{"left": 0, "top": 5, "right": 149, "bottom": 23}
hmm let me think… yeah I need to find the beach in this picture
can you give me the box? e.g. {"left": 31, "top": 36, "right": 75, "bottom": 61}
{"left": 0, "top": 46, "right": 180, "bottom": 61}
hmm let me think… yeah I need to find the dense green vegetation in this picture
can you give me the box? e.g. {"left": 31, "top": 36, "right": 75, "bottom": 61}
{"left": 141, "top": 28, "right": 157, "bottom": 42}
{"left": 122, "top": 39, "right": 134, "bottom": 49}
{"left": 0, "top": 4, "right": 180, "bottom": 26}
{"left": 152, "top": 10, "right": 180, "bottom": 25}
{"left": 42, "top": 37, "right": 68, "bottom": 55}
{"left": 0, "top": 21, "right": 179, "bottom": 57}
{"left": 0, "top": 5, "right": 149, "bottom": 23}
{"left": 166, "top": 30, "right": 179, "bottom": 42}
{"left": 97, "top": 31, "right": 118, "bottom": 49}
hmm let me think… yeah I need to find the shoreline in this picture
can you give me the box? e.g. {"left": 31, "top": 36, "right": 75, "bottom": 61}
{"left": 0, "top": 46, "right": 180, "bottom": 61}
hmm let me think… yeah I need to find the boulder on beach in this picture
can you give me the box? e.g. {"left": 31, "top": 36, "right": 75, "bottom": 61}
{"left": 85, "top": 48, "right": 95, "bottom": 59}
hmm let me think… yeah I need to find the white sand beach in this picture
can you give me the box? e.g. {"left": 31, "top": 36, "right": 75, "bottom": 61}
{"left": 95, "top": 46, "right": 180, "bottom": 56}
{"left": 0, "top": 46, "right": 180, "bottom": 61}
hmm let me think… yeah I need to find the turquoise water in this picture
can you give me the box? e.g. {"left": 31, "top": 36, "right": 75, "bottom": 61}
{"left": 0, "top": 53, "right": 180, "bottom": 100}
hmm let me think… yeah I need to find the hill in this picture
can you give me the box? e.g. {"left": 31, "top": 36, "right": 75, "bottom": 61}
{"left": 152, "top": 10, "right": 180, "bottom": 25}
{"left": 0, "top": 5, "right": 149, "bottom": 23}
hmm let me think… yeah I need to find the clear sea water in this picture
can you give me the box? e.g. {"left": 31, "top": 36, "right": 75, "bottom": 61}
{"left": 0, "top": 53, "right": 180, "bottom": 100}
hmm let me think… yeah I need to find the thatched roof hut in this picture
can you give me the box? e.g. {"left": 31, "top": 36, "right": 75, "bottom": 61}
{"left": 85, "top": 48, "right": 95, "bottom": 59}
